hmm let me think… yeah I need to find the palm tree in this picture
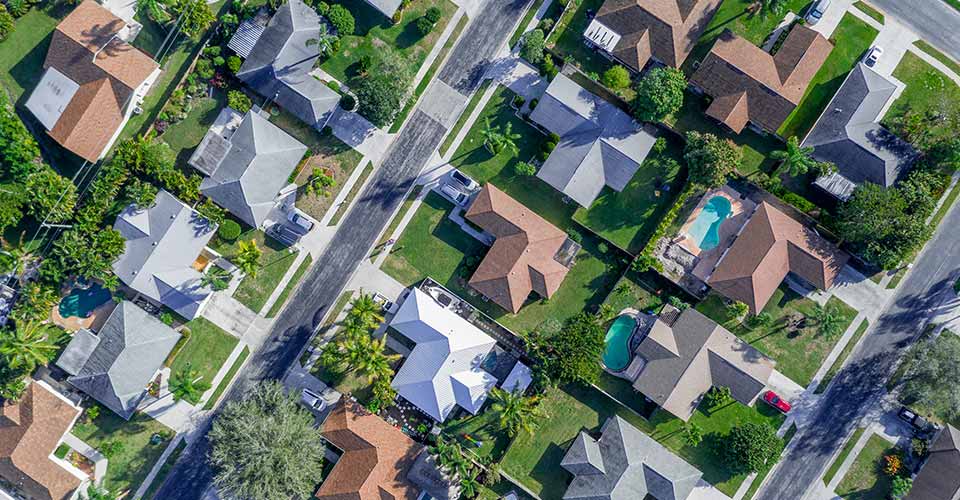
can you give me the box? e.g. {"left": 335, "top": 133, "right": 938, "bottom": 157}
{"left": 234, "top": 239, "right": 261, "bottom": 278}
{"left": 0, "top": 322, "right": 59, "bottom": 372}
{"left": 813, "top": 304, "right": 844, "bottom": 338}
{"left": 488, "top": 387, "right": 546, "bottom": 437}
{"left": 169, "top": 365, "right": 212, "bottom": 404}
{"left": 84, "top": 484, "right": 117, "bottom": 500}
{"left": 201, "top": 266, "right": 232, "bottom": 291}
{"left": 771, "top": 136, "right": 817, "bottom": 177}
{"left": 354, "top": 336, "right": 397, "bottom": 381}
{"left": 497, "top": 122, "right": 522, "bottom": 156}
{"left": 348, "top": 293, "right": 383, "bottom": 329}
{"left": 429, "top": 436, "right": 466, "bottom": 473}
{"left": 459, "top": 466, "right": 482, "bottom": 499}
{"left": 480, "top": 118, "right": 502, "bottom": 154}
{"left": 0, "top": 233, "right": 35, "bottom": 283}
{"left": 306, "top": 24, "right": 339, "bottom": 61}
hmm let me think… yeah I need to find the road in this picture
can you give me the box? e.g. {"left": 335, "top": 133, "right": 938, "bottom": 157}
{"left": 152, "top": 1, "right": 531, "bottom": 498}
{"left": 869, "top": 0, "right": 960, "bottom": 61}
{"left": 756, "top": 195, "right": 960, "bottom": 500}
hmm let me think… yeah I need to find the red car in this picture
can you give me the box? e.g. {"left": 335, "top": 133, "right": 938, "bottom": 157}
{"left": 763, "top": 390, "right": 792, "bottom": 413}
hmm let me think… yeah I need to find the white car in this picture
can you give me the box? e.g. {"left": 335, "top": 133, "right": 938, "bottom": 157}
{"left": 864, "top": 46, "right": 884, "bottom": 66}
{"left": 287, "top": 210, "right": 314, "bottom": 234}
{"left": 451, "top": 169, "right": 478, "bottom": 191}
{"left": 301, "top": 388, "right": 327, "bottom": 411}
{"left": 439, "top": 184, "right": 469, "bottom": 206}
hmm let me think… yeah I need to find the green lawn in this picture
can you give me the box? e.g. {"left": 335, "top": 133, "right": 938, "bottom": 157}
{"left": 913, "top": 40, "right": 960, "bottom": 78}
{"left": 600, "top": 271, "right": 664, "bottom": 316}
{"left": 203, "top": 346, "right": 250, "bottom": 410}
{"left": 777, "top": 14, "right": 878, "bottom": 139}
{"left": 439, "top": 78, "right": 491, "bottom": 156}
{"left": 442, "top": 405, "right": 514, "bottom": 461}
{"left": 884, "top": 51, "right": 960, "bottom": 143}
{"left": 266, "top": 254, "right": 313, "bottom": 317}
{"left": 71, "top": 413, "right": 174, "bottom": 495}
{"left": 572, "top": 135, "right": 686, "bottom": 254}
{"left": 131, "top": 13, "right": 168, "bottom": 58}
{"left": 0, "top": 3, "right": 66, "bottom": 102}
{"left": 853, "top": 1, "right": 884, "bottom": 24}
{"left": 212, "top": 228, "right": 299, "bottom": 313}
{"left": 816, "top": 319, "right": 869, "bottom": 393}
{"left": 696, "top": 287, "right": 858, "bottom": 386}
{"left": 824, "top": 427, "right": 866, "bottom": 485}
{"left": 158, "top": 89, "right": 227, "bottom": 164}
{"left": 319, "top": 0, "right": 456, "bottom": 87}
{"left": 171, "top": 317, "right": 239, "bottom": 385}
{"left": 500, "top": 384, "right": 784, "bottom": 499}
{"left": 141, "top": 439, "right": 186, "bottom": 500}
{"left": 835, "top": 434, "right": 897, "bottom": 499}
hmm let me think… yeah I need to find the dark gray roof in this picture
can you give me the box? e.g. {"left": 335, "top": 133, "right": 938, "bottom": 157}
{"left": 802, "top": 63, "right": 917, "bottom": 190}
{"left": 360, "top": 0, "right": 402, "bottom": 18}
{"left": 57, "top": 302, "right": 180, "bottom": 420}
{"left": 562, "top": 416, "right": 702, "bottom": 500}
{"left": 236, "top": 0, "right": 340, "bottom": 127}
{"left": 199, "top": 110, "right": 308, "bottom": 227}
{"left": 112, "top": 190, "right": 217, "bottom": 319}
{"left": 530, "top": 73, "right": 656, "bottom": 207}
{"left": 561, "top": 432, "right": 606, "bottom": 476}
{"left": 906, "top": 425, "right": 960, "bottom": 500}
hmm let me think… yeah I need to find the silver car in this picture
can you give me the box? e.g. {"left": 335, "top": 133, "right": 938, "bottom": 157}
{"left": 301, "top": 388, "right": 327, "bottom": 411}
{"left": 806, "top": 0, "right": 830, "bottom": 25}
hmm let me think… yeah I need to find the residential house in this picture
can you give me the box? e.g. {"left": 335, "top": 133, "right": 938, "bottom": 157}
{"left": 562, "top": 416, "right": 702, "bottom": 500}
{"left": 389, "top": 288, "right": 497, "bottom": 422}
{"left": 112, "top": 190, "right": 218, "bottom": 320}
{"left": 190, "top": 108, "right": 308, "bottom": 228}
{"left": 802, "top": 63, "right": 917, "bottom": 201}
{"left": 57, "top": 301, "right": 180, "bottom": 420}
{"left": 706, "top": 201, "right": 848, "bottom": 314}
{"left": 906, "top": 425, "right": 960, "bottom": 500}
{"left": 317, "top": 401, "right": 454, "bottom": 500}
{"left": 0, "top": 380, "right": 86, "bottom": 500}
{"left": 359, "top": 0, "right": 402, "bottom": 19}
{"left": 25, "top": 0, "right": 159, "bottom": 162}
{"left": 529, "top": 73, "right": 657, "bottom": 208}
{"left": 689, "top": 26, "right": 832, "bottom": 134}
{"left": 464, "top": 184, "right": 579, "bottom": 313}
{"left": 627, "top": 305, "right": 774, "bottom": 421}
{"left": 584, "top": 0, "right": 723, "bottom": 72}
{"left": 233, "top": 0, "right": 340, "bottom": 128}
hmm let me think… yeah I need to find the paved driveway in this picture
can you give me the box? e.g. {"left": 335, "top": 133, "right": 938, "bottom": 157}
{"left": 869, "top": 0, "right": 960, "bottom": 62}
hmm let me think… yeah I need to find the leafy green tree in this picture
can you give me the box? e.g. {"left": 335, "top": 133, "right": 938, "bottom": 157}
{"left": 169, "top": 364, "right": 212, "bottom": 404}
{"left": 305, "top": 168, "right": 336, "bottom": 197}
{"left": 234, "top": 239, "right": 262, "bottom": 277}
{"left": 891, "top": 476, "right": 913, "bottom": 499}
{"left": 201, "top": 266, "right": 232, "bottom": 291}
{"left": 683, "top": 131, "right": 742, "bottom": 188}
{"left": 209, "top": 381, "right": 326, "bottom": 500}
{"left": 136, "top": 0, "right": 170, "bottom": 23}
{"left": 42, "top": 229, "right": 125, "bottom": 288}
{"left": 717, "top": 422, "right": 783, "bottom": 473}
{"left": 227, "top": 90, "right": 252, "bottom": 114}
{"left": 837, "top": 183, "right": 930, "bottom": 270}
{"left": 601, "top": 65, "right": 631, "bottom": 90}
{"left": 415, "top": 16, "right": 435, "bottom": 36}
{"left": 520, "top": 29, "right": 545, "bottom": 64}
{"left": 25, "top": 169, "right": 77, "bottom": 224}
{"left": 899, "top": 333, "right": 960, "bottom": 423}
{"left": 0, "top": 322, "right": 59, "bottom": 372}
{"left": 632, "top": 67, "right": 686, "bottom": 122}
{"left": 727, "top": 301, "right": 749, "bottom": 320}
{"left": 682, "top": 422, "right": 703, "bottom": 447}
{"left": 488, "top": 387, "right": 546, "bottom": 437}
{"left": 10, "top": 283, "right": 58, "bottom": 324}
{"left": 513, "top": 161, "right": 536, "bottom": 176}
{"left": 306, "top": 23, "right": 338, "bottom": 59}
{"left": 226, "top": 55, "right": 242, "bottom": 74}
{"left": 0, "top": 92, "right": 41, "bottom": 180}
{"left": 327, "top": 4, "right": 355, "bottom": 35}
{"left": 0, "top": 189, "right": 23, "bottom": 234}
{"left": 529, "top": 313, "right": 605, "bottom": 385}
{"left": 771, "top": 136, "right": 817, "bottom": 177}
{"left": 355, "top": 48, "right": 412, "bottom": 127}
{"left": 169, "top": 0, "right": 214, "bottom": 38}
{"left": 123, "top": 178, "right": 158, "bottom": 209}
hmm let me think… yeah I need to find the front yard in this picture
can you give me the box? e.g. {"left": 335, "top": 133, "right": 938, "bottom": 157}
{"left": 883, "top": 50, "right": 960, "bottom": 143}
{"left": 834, "top": 434, "right": 897, "bottom": 499}
{"left": 170, "top": 317, "right": 239, "bottom": 385}
{"left": 211, "top": 228, "right": 299, "bottom": 313}
{"left": 71, "top": 413, "right": 174, "bottom": 495}
{"left": 696, "top": 286, "right": 859, "bottom": 386}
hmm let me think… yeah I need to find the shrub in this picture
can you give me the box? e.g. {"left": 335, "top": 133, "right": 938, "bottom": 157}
{"left": 226, "top": 55, "right": 242, "bottom": 73}
{"left": 159, "top": 311, "right": 175, "bottom": 326}
{"left": 601, "top": 65, "right": 631, "bottom": 90}
{"left": 321, "top": 125, "right": 333, "bottom": 136}
{"left": 415, "top": 16, "right": 434, "bottom": 36}
{"left": 316, "top": 1, "right": 329, "bottom": 15}
{"left": 227, "top": 90, "right": 253, "bottom": 114}
{"left": 512, "top": 95, "right": 525, "bottom": 108}
{"left": 195, "top": 59, "right": 215, "bottom": 79}
{"left": 520, "top": 29, "right": 545, "bottom": 64}
{"left": 213, "top": 55, "right": 225, "bottom": 67}
{"left": 203, "top": 45, "right": 222, "bottom": 57}
{"left": 883, "top": 454, "right": 902, "bottom": 476}
{"left": 537, "top": 18, "right": 554, "bottom": 31}
{"left": 341, "top": 94, "right": 356, "bottom": 111}
{"left": 425, "top": 6, "right": 442, "bottom": 23}
{"left": 513, "top": 161, "right": 536, "bottom": 176}
{"left": 529, "top": 98, "right": 538, "bottom": 110}
{"left": 541, "top": 55, "right": 558, "bottom": 80}
{"left": 0, "top": 6, "right": 13, "bottom": 42}
{"left": 327, "top": 4, "right": 355, "bottom": 35}
{"left": 548, "top": 132, "right": 560, "bottom": 144}
{"left": 219, "top": 219, "right": 241, "bottom": 241}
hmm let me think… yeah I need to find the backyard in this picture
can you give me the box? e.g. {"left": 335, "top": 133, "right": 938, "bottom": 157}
{"left": 170, "top": 317, "right": 239, "bottom": 385}
{"left": 211, "top": 228, "right": 299, "bottom": 313}
{"left": 158, "top": 89, "right": 227, "bottom": 164}
{"left": 696, "top": 286, "right": 859, "bottom": 386}
{"left": 834, "top": 434, "right": 897, "bottom": 499}
{"left": 0, "top": 3, "right": 68, "bottom": 102}
{"left": 546, "top": 0, "right": 615, "bottom": 77}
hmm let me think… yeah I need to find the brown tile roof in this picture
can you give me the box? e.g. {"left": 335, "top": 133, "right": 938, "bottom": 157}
{"left": 317, "top": 401, "right": 423, "bottom": 500}
{"left": 592, "top": 0, "right": 722, "bottom": 70}
{"left": 690, "top": 25, "right": 832, "bottom": 133}
{"left": 0, "top": 380, "right": 82, "bottom": 500}
{"left": 41, "top": 0, "right": 157, "bottom": 161}
{"left": 708, "top": 202, "right": 848, "bottom": 313}
{"left": 465, "top": 184, "right": 572, "bottom": 313}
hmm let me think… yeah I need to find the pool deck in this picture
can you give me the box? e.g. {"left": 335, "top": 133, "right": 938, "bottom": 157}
{"left": 50, "top": 300, "right": 117, "bottom": 333}
{"left": 676, "top": 186, "right": 753, "bottom": 257}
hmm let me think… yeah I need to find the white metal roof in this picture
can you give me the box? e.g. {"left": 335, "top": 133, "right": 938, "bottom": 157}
{"left": 25, "top": 67, "right": 79, "bottom": 131}
{"left": 583, "top": 19, "right": 621, "bottom": 53}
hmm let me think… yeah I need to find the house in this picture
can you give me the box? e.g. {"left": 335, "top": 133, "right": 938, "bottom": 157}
{"left": 906, "top": 425, "right": 960, "bottom": 500}
{"left": 190, "top": 108, "right": 308, "bottom": 228}
{"left": 583, "top": 0, "right": 722, "bottom": 72}
{"left": 24, "top": 0, "right": 159, "bottom": 163}
{"left": 802, "top": 63, "right": 917, "bottom": 201}
{"left": 689, "top": 26, "right": 832, "bottom": 134}
{"left": 318, "top": 401, "right": 454, "bottom": 500}
{"left": 464, "top": 184, "right": 579, "bottom": 313}
{"left": 562, "top": 416, "right": 702, "bottom": 500}
{"left": 112, "top": 190, "right": 218, "bottom": 320}
{"left": 707, "top": 201, "right": 848, "bottom": 314}
{"left": 389, "top": 288, "right": 497, "bottom": 422}
{"left": 360, "top": 0, "right": 402, "bottom": 19}
{"left": 233, "top": 0, "right": 340, "bottom": 128}
{"left": 0, "top": 380, "right": 86, "bottom": 500}
{"left": 57, "top": 301, "right": 180, "bottom": 420}
{"left": 629, "top": 305, "right": 774, "bottom": 421}
{"left": 529, "top": 73, "right": 657, "bottom": 208}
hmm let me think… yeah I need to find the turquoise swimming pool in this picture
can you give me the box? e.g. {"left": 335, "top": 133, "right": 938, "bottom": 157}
{"left": 603, "top": 315, "right": 636, "bottom": 372}
{"left": 58, "top": 284, "right": 111, "bottom": 319}
{"left": 686, "top": 195, "right": 732, "bottom": 251}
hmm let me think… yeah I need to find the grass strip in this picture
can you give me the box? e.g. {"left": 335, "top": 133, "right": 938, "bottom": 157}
{"left": 815, "top": 319, "right": 869, "bottom": 394}
{"left": 944, "top": 0, "right": 960, "bottom": 13}
{"left": 853, "top": 1, "right": 884, "bottom": 23}
{"left": 329, "top": 162, "right": 374, "bottom": 226}
{"left": 508, "top": 0, "right": 545, "bottom": 47}
{"left": 202, "top": 346, "right": 250, "bottom": 411}
{"left": 390, "top": 14, "right": 470, "bottom": 133}
{"left": 823, "top": 427, "right": 866, "bottom": 485}
{"left": 375, "top": 185, "right": 423, "bottom": 251}
{"left": 913, "top": 40, "right": 960, "bottom": 78}
{"left": 439, "top": 79, "right": 492, "bottom": 156}
{"left": 266, "top": 254, "right": 314, "bottom": 318}
{"left": 887, "top": 178, "right": 960, "bottom": 289}
{"left": 141, "top": 439, "right": 188, "bottom": 500}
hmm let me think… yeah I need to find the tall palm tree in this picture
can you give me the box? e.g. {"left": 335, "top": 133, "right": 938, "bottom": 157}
{"left": 459, "top": 466, "right": 482, "bottom": 499}
{"left": 771, "top": 136, "right": 817, "bottom": 177}
{"left": 348, "top": 293, "right": 383, "bottom": 329}
{"left": 234, "top": 240, "right": 261, "bottom": 278}
{"left": 169, "top": 364, "right": 212, "bottom": 405}
{"left": 354, "top": 336, "right": 397, "bottom": 381}
{"left": 0, "top": 322, "right": 59, "bottom": 372}
{"left": 488, "top": 387, "right": 546, "bottom": 437}
{"left": 813, "top": 304, "right": 844, "bottom": 338}
{"left": 201, "top": 266, "right": 232, "bottom": 291}
{"left": 497, "top": 122, "right": 522, "bottom": 156}
{"left": 306, "top": 24, "right": 338, "bottom": 61}
{"left": 480, "top": 118, "right": 502, "bottom": 154}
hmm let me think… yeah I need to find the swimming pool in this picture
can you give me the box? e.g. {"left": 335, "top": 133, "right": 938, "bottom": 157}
{"left": 603, "top": 315, "right": 636, "bottom": 372}
{"left": 686, "top": 195, "right": 732, "bottom": 251}
{"left": 58, "top": 284, "right": 111, "bottom": 319}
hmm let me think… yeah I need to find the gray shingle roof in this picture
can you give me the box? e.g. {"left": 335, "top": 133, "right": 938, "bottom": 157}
{"left": 562, "top": 416, "right": 702, "bottom": 500}
{"left": 57, "top": 302, "right": 180, "bottom": 420}
{"left": 906, "top": 425, "right": 960, "bottom": 500}
{"left": 361, "top": 0, "right": 402, "bottom": 18}
{"left": 530, "top": 73, "right": 656, "bottom": 207}
{"left": 235, "top": 0, "right": 340, "bottom": 127}
{"left": 199, "top": 110, "right": 308, "bottom": 228}
{"left": 802, "top": 63, "right": 917, "bottom": 190}
{"left": 112, "top": 190, "right": 217, "bottom": 319}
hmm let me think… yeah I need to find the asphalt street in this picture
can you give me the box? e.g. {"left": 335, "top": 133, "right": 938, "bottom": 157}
{"left": 756, "top": 196, "right": 960, "bottom": 500}
{"left": 869, "top": 0, "right": 960, "bottom": 62}
{"left": 152, "top": 1, "right": 531, "bottom": 498}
